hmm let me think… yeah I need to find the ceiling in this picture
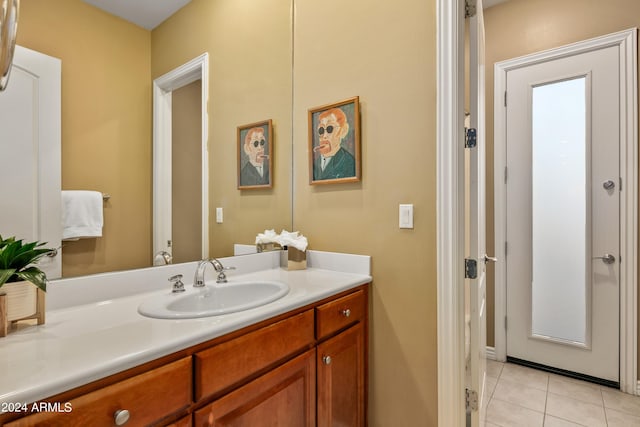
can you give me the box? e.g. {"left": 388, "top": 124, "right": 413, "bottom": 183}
{"left": 82, "top": 0, "right": 192, "bottom": 30}
{"left": 84, "top": 0, "right": 505, "bottom": 30}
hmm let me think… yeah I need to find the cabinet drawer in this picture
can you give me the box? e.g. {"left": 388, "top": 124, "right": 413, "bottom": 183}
{"left": 7, "top": 357, "right": 192, "bottom": 427}
{"left": 194, "top": 309, "right": 314, "bottom": 401}
{"left": 316, "top": 290, "right": 365, "bottom": 340}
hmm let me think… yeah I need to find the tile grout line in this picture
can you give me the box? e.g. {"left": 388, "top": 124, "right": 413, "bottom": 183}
{"left": 543, "top": 374, "right": 549, "bottom": 427}
{"left": 600, "top": 387, "right": 610, "bottom": 426}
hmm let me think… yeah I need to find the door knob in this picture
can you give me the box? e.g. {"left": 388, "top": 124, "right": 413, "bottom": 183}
{"left": 594, "top": 254, "right": 616, "bottom": 264}
{"left": 603, "top": 180, "right": 616, "bottom": 190}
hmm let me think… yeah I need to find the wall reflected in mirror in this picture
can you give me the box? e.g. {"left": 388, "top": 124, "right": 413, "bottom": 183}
{"left": 14, "top": 0, "right": 293, "bottom": 278}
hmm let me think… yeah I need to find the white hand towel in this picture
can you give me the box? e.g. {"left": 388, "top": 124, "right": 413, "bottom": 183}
{"left": 62, "top": 191, "right": 104, "bottom": 240}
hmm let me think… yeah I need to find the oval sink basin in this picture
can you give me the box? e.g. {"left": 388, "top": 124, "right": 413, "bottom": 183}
{"left": 138, "top": 280, "right": 289, "bottom": 319}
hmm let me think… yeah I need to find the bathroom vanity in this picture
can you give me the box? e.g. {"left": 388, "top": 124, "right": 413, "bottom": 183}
{"left": 0, "top": 251, "right": 371, "bottom": 426}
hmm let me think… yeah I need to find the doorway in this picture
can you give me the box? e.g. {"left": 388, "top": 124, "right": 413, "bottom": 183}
{"left": 152, "top": 53, "right": 209, "bottom": 264}
{"left": 493, "top": 29, "right": 637, "bottom": 388}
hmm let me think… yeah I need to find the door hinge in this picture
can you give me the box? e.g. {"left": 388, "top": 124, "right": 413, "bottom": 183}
{"left": 505, "top": 316, "right": 508, "bottom": 331}
{"left": 466, "top": 388, "right": 479, "bottom": 411}
{"left": 465, "top": 0, "right": 477, "bottom": 18}
{"left": 504, "top": 166, "right": 508, "bottom": 184}
{"left": 465, "top": 258, "right": 478, "bottom": 279}
{"left": 504, "top": 241, "right": 508, "bottom": 256}
{"left": 504, "top": 91, "right": 507, "bottom": 107}
{"left": 465, "top": 128, "right": 477, "bottom": 148}
{"left": 620, "top": 177, "right": 622, "bottom": 192}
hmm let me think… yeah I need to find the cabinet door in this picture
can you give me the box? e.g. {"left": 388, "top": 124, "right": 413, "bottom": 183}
{"left": 317, "top": 323, "right": 365, "bottom": 427}
{"left": 194, "top": 349, "right": 316, "bottom": 427}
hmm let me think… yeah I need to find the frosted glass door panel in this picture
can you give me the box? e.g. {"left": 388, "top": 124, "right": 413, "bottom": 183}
{"left": 531, "top": 77, "right": 588, "bottom": 345}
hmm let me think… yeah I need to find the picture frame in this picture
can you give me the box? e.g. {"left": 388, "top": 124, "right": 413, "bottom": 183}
{"left": 308, "top": 96, "right": 361, "bottom": 185}
{"left": 237, "top": 119, "right": 273, "bottom": 189}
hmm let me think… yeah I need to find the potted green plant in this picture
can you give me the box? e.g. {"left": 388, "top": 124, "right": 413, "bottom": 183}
{"left": 0, "top": 235, "right": 53, "bottom": 335}
{"left": 0, "top": 235, "right": 52, "bottom": 291}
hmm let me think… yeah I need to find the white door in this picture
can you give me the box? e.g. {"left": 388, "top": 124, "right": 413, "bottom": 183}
{"left": 467, "top": 0, "right": 488, "bottom": 425}
{"left": 0, "top": 46, "right": 62, "bottom": 279}
{"left": 505, "top": 44, "right": 620, "bottom": 382}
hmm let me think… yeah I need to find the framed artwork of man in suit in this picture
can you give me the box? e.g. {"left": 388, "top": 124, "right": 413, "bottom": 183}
{"left": 237, "top": 119, "right": 273, "bottom": 189}
{"left": 308, "top": 96, "right": 361, "bottom": 185}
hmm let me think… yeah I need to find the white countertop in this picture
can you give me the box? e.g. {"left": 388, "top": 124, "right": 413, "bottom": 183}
{"left": 0, "top": 251, "right": 371, "bottom": 406}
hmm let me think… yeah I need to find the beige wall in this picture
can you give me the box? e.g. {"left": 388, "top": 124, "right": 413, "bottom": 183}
{"left": 19, "top": 0, "right": 439, "bottom": 422}
{"left": 17, "top": 0, "right": 152, "bottom": 277}
{"left": 172, "top": 81, "right": 203, "bottom": 264}
{"left": 151, "top": 0, "right": 293, "bottom": 257}
{"left": 484, "top": 0, "right": 640, "bottom": 373}
{"left": 293, "top": 0, "right": 438, "bottom": 424}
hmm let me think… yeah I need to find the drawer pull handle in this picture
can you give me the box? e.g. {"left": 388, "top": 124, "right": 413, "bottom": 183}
{"left": 323, "top": 355, "right": 332, "bottom": 365}
{"left": 342, "top": 309, "right": 351, "bottom": 318}
{"left": 114, "top": 409, "right": 130, "bottom": 426}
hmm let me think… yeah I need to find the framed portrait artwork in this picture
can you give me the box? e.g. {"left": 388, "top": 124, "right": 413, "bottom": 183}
{"left": 308, "top": 96, "right": 361, "bottom": 185}
{"left": 237, "top": 119, "right": 273, "bottom": 189}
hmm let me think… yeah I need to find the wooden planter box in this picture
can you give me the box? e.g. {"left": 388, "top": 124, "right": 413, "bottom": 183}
{"left": 0, "top": 281, "right": 45, "bottom": 337}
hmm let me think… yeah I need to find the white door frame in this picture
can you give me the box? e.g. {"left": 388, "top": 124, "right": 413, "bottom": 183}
{"left": 437, "top": 0, "right": 466, "bottom": 425}
{"left": 153, "top": 53, "right": 209, "bottom": 261}
{"left": 493, "top": 29, "right": 638, "bottom": 394}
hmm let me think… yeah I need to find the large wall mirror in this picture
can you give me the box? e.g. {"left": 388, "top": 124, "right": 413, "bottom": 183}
{"left": 15, "top": 0, "right": 293, "bottom": 277}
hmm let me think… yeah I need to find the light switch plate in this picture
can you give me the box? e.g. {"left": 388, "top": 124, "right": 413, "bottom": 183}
{"left": 399, "top": 204, "right": 414, "bottom": 229}
{"left": 216, "top": 207, "right": 223, "bottom": 223}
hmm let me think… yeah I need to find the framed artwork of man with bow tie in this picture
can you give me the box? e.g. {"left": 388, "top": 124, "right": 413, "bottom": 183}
{"left": 238, "top": 119, "right": 273, "bottom": 189}
{"left": 308, "top": 96, "right": 361, "bottom": 185}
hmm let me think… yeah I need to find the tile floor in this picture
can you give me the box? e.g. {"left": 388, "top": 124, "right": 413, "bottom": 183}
{"left": 483, "top": 361, "right": 640, "bottom": 426}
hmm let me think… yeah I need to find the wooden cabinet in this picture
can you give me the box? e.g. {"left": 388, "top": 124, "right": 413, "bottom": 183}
{"left": 315, "top": 289, "right": 366, "bottom": 340}
{"left": 2, "top": 285, "right": 368, "bottom": 427}
{"left": 317, "top": 323, "right": 365, "bottom": 427}
{"left": 194, "top": 349, "right": 316, "bottom": 427}
{"left": 194, "top": 310, "right": 314, "bottom": 401}
{"left": 315, "top": 289, "right": 367, "bottom": 426}
{"left": 6, "top": 357, "right": 192, "bottom": 427}
{"left": 165, "top": 414, "right": 192, "bottom": 427}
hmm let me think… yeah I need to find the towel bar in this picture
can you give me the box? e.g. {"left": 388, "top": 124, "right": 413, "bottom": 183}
{"left": 102, "top": 193, "right": 111, "bottom": 201}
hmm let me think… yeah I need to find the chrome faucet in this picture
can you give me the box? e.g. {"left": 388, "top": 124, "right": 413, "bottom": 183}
{"left": 193, "top": 259, "right": 235, "bottom": 287}
{"left": 153, "top": 250, "right": 172, "bottom": 266}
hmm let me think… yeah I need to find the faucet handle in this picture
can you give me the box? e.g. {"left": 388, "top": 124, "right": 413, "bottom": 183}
{"left": 216, "top": 267, "right": 235, "bottom": 284}
{"left": 169, "top": 274, "right": 185, "bottom": 293}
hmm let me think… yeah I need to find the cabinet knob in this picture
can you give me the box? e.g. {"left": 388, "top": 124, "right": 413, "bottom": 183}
{"left": 322, "top": 355, "right": 332, "bottom": 365}
{"left": 341, "top": 309, "right": 351, "bottom": 318}
{"left": 114, "top": 409, "right": 130, "bottom": 426}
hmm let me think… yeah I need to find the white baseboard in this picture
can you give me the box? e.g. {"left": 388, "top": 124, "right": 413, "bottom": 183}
{"left": 486, "top": 346, "right": 496, "bottom": 361}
